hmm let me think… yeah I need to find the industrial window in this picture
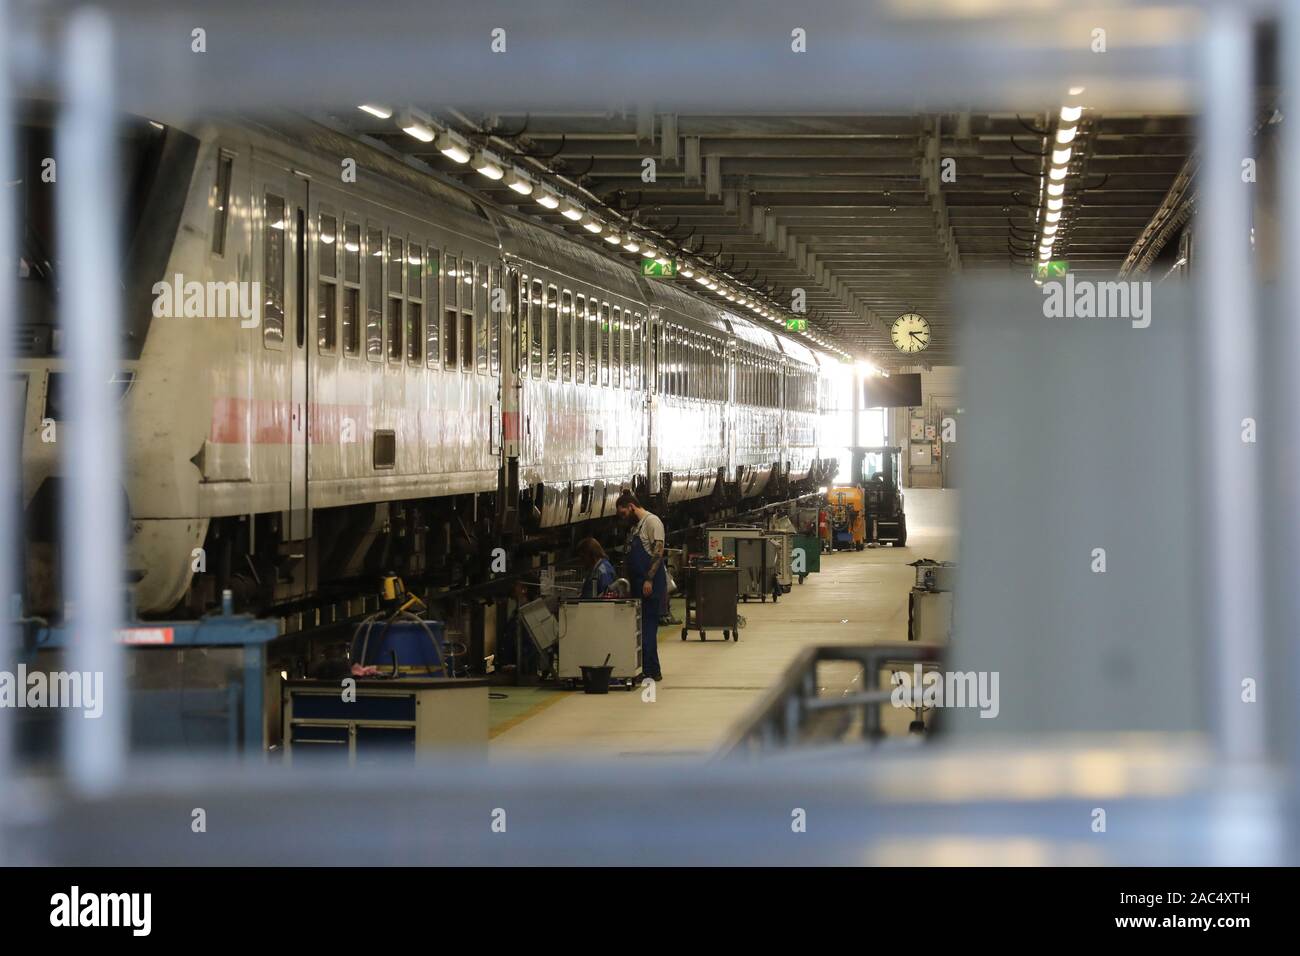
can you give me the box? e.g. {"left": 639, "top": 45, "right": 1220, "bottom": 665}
{"left": 342, "top": 221, "right": 361, "bottom": 356}
{"left": 475, "top": 262, "right": 489, "bottom": 374}
{"left": 587, "top": 298, "right": 598, "bottom": 385}
{"left": 574, "top": 294, "right": 586, "bottom": 383}
{"left": 489, "top": 264, "right": 502, "bottom": 375}
{"left": 547, "top": 284, "right": 559, "bottom": 381}
{"left": 406, "top": 243, "right": 423, "bottom": 365}
{"left": 599, "top": 302, "right": 610, "bottom": 386}
{"left": 386, "top": 235, "right": 404, "bottom": 361}
{"left": 262, "top": 193, "right": 286, "bottom": 346}
{"left": 632, "top": 313, "right": 642, "bottom": 390}
{"left": 560, "top": 290, "right": 573, "bottom": 382}
{"left": 317, "top": 212, "right": 338, "bottom": 352}
{"left": 212, "top": 153, "right": 234, "bottom": 256}
{"left": 461, "top": 263, "right": 474, "bottom": 371}
{"left": 530, "top": 279, "right": 544, "bottom": 379}
{"left": 425, "top": 248, "right": 440, "bottom": 366}
{"left": 443, "top": 254, "right": 459, "bottom": 368}
{"left": 365, "top": 227, "right": 383, "bottom": 360}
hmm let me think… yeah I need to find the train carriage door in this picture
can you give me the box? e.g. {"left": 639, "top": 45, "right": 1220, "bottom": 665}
{"left": 255, "top": 157, "right": 311, "bottom": 541}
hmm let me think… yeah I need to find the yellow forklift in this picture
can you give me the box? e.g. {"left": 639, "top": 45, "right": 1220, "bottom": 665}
{"left": 852, "top": 446, "right": 907, "bottom": 547}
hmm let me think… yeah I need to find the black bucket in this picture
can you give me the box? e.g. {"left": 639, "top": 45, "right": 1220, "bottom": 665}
{"left": 580, "top": 664, "right": 614, "bottom": 694}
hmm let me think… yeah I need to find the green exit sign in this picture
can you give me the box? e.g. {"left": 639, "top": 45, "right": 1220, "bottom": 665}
{"left": 641, "top": 258, "right": 675, "bottom": 277}
{"left": 786, "top": 318, "right": 807, "bottom": 332}
{"left": 1034, "top": 260, "right": 1069, "bottom": 279}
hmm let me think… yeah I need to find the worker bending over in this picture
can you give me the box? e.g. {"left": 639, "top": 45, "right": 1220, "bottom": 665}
{"left": 577, "top": 537, "right": 617, "bottom": 598}
{"left": 615, "top": 490, "right": 665, "bottom": 682}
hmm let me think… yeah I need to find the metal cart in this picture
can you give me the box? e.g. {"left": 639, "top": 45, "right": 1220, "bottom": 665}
{"left": 681, "top": 563, "right": 741, "bottom": 641}
{"left": 706, "top": 524, "right": 780, "bottom": 602}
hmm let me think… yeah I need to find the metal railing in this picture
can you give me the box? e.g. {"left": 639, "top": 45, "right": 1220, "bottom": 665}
{"left": 716, "top": 642, "right": 944, "bottom": 757}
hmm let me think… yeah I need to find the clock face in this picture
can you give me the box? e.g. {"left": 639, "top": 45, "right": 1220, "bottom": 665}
{"left": 891, "top": 312, "right": 930, "bottom": 353}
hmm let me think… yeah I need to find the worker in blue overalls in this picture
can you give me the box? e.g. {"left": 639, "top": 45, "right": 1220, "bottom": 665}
{"left": 615, "top": 490, "right": 665, "bottom": 682}
{"left": 577, "top": 537, "right": 617, "bottom": 598}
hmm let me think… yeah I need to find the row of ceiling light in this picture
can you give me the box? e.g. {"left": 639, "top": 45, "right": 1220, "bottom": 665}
{"left": 358, "top": 103, "right": 849, "bottom": 359}
{"left": 1036, "top": 89, "right": 1086, "bottom": 269}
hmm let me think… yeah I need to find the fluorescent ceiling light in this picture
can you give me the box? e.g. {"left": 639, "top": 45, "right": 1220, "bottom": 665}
{"left": 560, "top": 201, "right": 584, "bottom": 221}
{"left": 398, "top": 108, "right": 435, "bottom": 143}
{"left": 1060, "top": 105, "right": 1083, "bottom": 123}
{"left": 1047, "top": 182, "right": 1065, "bottom": 197}
{"left": 583, "top": 217, "right": 603, "bottom": 234}
{"left": 435, "top": 129, "right": 470, "bottom": 162}
{"left": 1045, "top": 210, "right": 1061, "bottom": 224}
{"left": 1043, "top": 224, "right": 1058, "bottom": 236}
{"left": 1055, "top": 126, "right": 1077, "bottom": 146}
{"left": 1047, "top": 197, "right": 1064, "bottom": 211}
{"left": 603, "top": 231, "right": 621, "bottom": 245}
{"left": 505, "top": 169, "right": 534, "bottom": 195}
{"left": 535, "top": 187, "right": 560, "bottom": 209}
{"left": 1049, "top": 166, "right": 1067, "bottom": 182}
{"left": 359, "top": 104, "right": 392, "bottom": 119}
{"left": 1051, "top": 148, "right": 1072, "bottom": 165}
{"left": 471, "top": 150, "right": 505, "bottom": 180}
{"left": 1068, "top": 85, "right": 1086, "bottom": 96}
{"left": 622, "top": 237, "right": 640, "bottom": 253}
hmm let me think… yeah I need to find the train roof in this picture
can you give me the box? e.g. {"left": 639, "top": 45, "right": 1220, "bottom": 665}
{"left": 640, "top": 277, "right": 730, "bottom": 335}
{"left": 488, "top": 212, "right": 646, "bottom": 304}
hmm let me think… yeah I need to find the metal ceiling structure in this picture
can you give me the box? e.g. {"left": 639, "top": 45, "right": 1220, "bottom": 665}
{"left": 339, "top": 109, "right": 1194, "bottom": 367}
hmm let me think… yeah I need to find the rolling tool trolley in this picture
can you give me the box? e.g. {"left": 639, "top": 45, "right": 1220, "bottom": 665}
{"left": 681, "top": 561, "right": 741, "bottom": 641}
{"left": 705, "top": 524, "right": 781, "bottom": 603}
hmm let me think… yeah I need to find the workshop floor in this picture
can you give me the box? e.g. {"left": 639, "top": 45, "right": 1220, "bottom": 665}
{"left": 489, "top": 488, "right": 959, "bottom": 759}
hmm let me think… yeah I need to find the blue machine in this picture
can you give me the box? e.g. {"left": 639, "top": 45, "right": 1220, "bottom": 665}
{"left": 349, "top": 617, "right": 450, "bottom": 675}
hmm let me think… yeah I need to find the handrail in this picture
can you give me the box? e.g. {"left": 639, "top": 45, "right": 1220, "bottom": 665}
{"left": 714, "top": 642, "right": 945, "bottom": 759}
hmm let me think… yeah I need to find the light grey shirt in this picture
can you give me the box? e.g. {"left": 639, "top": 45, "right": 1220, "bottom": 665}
{"left": 631, "top": 511, "right": 665, "bottom": 555}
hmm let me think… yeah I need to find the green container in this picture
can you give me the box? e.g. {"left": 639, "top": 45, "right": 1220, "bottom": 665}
{"left": 791, "top": 534, "right": 821, "bottom": 581}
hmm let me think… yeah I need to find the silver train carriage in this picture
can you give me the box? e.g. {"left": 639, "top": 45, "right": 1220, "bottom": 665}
{"left": 14, "top": 112, "right": 839, "bottom": 617}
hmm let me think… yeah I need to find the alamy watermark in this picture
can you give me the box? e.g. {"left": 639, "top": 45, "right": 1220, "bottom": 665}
{"left": 152, "top": 273, "right": 260, "bottom": 328}
{"left": 890, "top": 665, "right": 999, "bottom": 719}
{"left": 1041, "top": 274, "right": 1151, "bottom": 329}
{"left": 0, "top": 665, "right": 104, "bottom": 718}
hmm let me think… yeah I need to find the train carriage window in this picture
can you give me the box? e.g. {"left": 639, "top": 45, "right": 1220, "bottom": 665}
{"left": 406, "top": 243, "right": 423, "bottom": 365}
{"left": 560, "top": 290, "right": 573, "bottom": 382}
{"left": 489, "top": 264, "right": 502, "bottom": 375}
{"left": 622, "top": 311, "right": 631, "bottom": 388}
{"left": 587, "top": 298, "right": 598, "bottom": 385}
{"left": 530, "top": 279, "right": 544, "bottom": 379}
{"left": 212, "top": 153, "right": 234, "bottom": 256}
{"left": 599, "top": 303, "right": 610, "bottom": 386}
{"left": 342, "top": 221, "right": 361, "bottom": 355}
{"left": 443, "top": 255, "right": 460, "bottom": 368}
{"left": 425, "top": 248, "right": 440, "bottom": 366}
{"left": 262, "top": 193, "right": 286, "bottom": 346}
{"left": 547, "top": 284, "right": 559, "bottom": 381}
{"left": 611, "top": 307, "right": 621, "bottom": 388}
{"left": 632, "top": 313, "right": 642, "bottom": 390}
{"left": 574, "top": 294, "right": 586, "bottom": 383}
{"left": 387, "top": 235, "right": 404, "bottom": 361}
{"left": 365, "top": 227, "right": 383, "bottom": 360}
{"left": 461, "top": 263, "right": 475, "bottom": 371}
{"left": 317, "top": 212, "right": 338, "bottom": 352}
{"left": 512, "top": 270, "right": 522, "bottom": 374}
{"left": 475, "top": 263, "right": 489, "bottom": 374}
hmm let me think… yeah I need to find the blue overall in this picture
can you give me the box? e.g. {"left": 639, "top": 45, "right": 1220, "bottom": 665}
{"left": 582, "top": 558, "right": 617, "bottom": 598}
{"left": 628, "top": 532, "right": 665, "bottom": 678}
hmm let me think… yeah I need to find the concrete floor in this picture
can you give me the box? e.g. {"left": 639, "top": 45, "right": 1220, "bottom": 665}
{"left": 489, "top": 488, "right": 958, "bottom": 760}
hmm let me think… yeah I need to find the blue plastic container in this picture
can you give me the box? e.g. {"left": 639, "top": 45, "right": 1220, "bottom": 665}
{"left": 350, "top": 619, "right": 449, "bottom": 674}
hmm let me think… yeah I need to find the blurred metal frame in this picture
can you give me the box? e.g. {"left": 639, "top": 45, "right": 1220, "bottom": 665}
{"left": 1, "top": 0, "right": 1297, "bottom": 863}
